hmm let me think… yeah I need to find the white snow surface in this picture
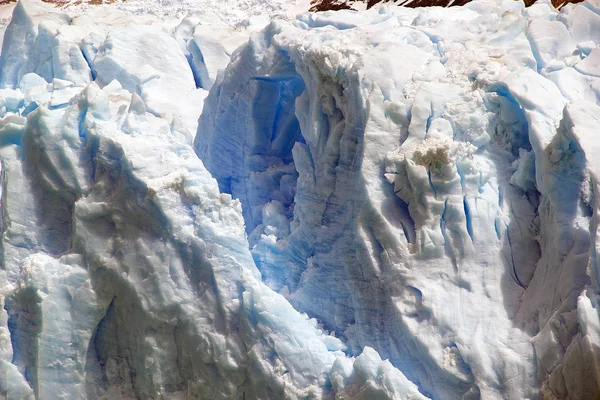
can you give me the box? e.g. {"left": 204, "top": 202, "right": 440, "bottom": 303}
{"left": 0, "top": 0, "right": 600, "bottom": 399}
{"left": 27, "top": 0, "right": 312, "bottom": 26}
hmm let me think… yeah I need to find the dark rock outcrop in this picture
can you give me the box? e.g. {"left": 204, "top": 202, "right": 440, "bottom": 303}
{"left": 310, "top": 0, "right": 584, "bottom": 12}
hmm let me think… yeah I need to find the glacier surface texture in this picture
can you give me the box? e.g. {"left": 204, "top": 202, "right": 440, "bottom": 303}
{"left": 0, "top": 0, "right": 599, "bottom": 399}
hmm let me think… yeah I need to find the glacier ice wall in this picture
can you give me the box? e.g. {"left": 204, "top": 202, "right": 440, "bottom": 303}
{"left": 0, "top": 2, "right": 428, "bottom": 399}
{"left": 196, "top": 1, "right": 600, "bottom": 399}
{"left": 0, "top": 0, "right": 600, "bottom": 399}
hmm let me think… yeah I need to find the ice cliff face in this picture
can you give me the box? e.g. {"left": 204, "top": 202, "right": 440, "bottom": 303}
{"left": 197, "top": 1, "right": 600, "bottom": 398}
{"left": 0, "top": 0, "right": 600, "bottom": 399}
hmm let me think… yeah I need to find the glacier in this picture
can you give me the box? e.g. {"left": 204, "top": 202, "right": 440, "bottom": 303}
{"left": 0, "top": 0, "right": 599, "bottom": 399}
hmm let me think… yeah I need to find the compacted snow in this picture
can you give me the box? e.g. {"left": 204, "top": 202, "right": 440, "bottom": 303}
{"left": 0, "top": 0, "right": 599, "bottom": 399}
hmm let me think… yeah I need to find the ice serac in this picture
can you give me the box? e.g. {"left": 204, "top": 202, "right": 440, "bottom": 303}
{"left": 196, "top": 0, "right": 600, "bottom": 399}
{"left": 173, "top": 12, "right": 268, "bottom": 91}
{"left": 0, "top": 0, "right": 71, "bottom": 89}
{"left": 546, "top": 101, "right": 600, "bottom": 399}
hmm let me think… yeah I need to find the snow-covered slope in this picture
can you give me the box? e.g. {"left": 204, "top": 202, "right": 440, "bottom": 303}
{"left": 0, "top": 0, "right": 600, "bottom": 399}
